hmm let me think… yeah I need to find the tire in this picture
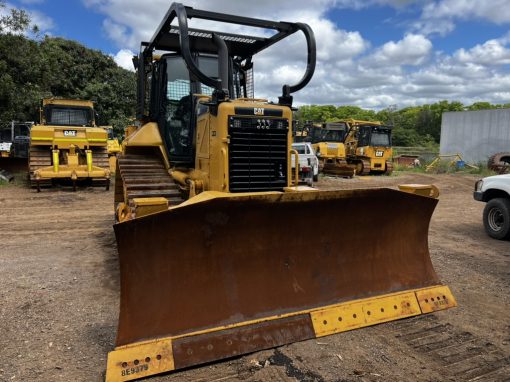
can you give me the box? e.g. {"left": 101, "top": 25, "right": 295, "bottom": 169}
{"left": 483, "top": 198, "right": 510, "bottom": 240}
{"left": 488, "top": 152, "right": 510, "bottom": 174}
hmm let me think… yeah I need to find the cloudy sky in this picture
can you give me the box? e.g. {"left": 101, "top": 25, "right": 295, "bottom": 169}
{"left": 7, "top": 0, "right": 510, "bottom": 108}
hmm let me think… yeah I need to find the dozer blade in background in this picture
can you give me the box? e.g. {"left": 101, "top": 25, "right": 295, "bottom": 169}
{"left": 322, "top": 162, "right": 356, "bottom": 177}
{"left": 106, "top": 188, "right": 456, "bottom": 382}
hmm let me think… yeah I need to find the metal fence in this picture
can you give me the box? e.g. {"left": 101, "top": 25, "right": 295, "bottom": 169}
{"left": 393, "top": 146, "right": 439, "bottom": 163}
{"left": 0, "top": 121, "right": 34, "bottom": 143}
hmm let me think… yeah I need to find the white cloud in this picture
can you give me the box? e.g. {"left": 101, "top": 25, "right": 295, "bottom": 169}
{"left": 368, "top": 33, "right": 432, "bottom": 66}
{"left": 83, "top": 0, "right": 373, "bottom": 104}
{"left": 112, "top": 49, "right": 135, "bottom": 71}
{"left": 415, "top": 0, "right": 510, "bottom": 36}
{"left": 412, "top": 18, "right": 454, "bottom": 37}
{"left": 28, "top": 8, "right": 54, "bottom": 32}
{"left": 455, "top": 39, "right": 510, "bottom": 66}
{"left": 422, "top": 0, "right": 510, "bottom": 25}
{"left": 102, "top": 19, "right": 137, "bottom": 49}
{"left": 83, "top": 0, "right": 341, "bottom": 50}
{"left": 83, "top": 0, "right": 510, "bottom": 109}
{"left": 1, "top": 2, "right": 54, "bottom": 35}
{"left": 19, "top": 0, "right": 45, "bottom": 4}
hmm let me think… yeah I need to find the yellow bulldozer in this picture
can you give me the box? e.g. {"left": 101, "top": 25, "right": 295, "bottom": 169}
{"left": 105, "top": 126, "right": 122, "bottom": 173}
{"left": 29, "top": 99, "right": 111, "bottom": 190}
{"left": 307, "top": 121, "right": 355, "bottom": 177}
{"left": 342, "top": 118, "right": 393, "bottom": 175}
{"left": 106, "top": 4, "right": 456, "bottom": 381}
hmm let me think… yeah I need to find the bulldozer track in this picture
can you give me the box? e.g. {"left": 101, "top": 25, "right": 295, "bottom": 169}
{"left": 117, "top": 153, "right": 185, "bottom": 208}
{"left": 28, "top": 146, "right": 111, "bottom": 189}
{"left": 91, "top": 146, "right": 110, "bottom": 169}
{"left": 28, "top": 146, "right": 52, "bottom": 188}
{"left": 349, "top": 158, "right": 371, "bottom": 176}
{"left": 388, "top": 315, "right": 510, "bottom": 381}
{"left": 360, "top": 159, "right": 371, "bottom": 175}
{"left": 90, "top": 146, "right": 111, "bottom": 188}
{"left": 321, "top": 159, "right": 356, "bottom": 178}
{"left": 385, "top": 160, "right": 394, "bottom": 175}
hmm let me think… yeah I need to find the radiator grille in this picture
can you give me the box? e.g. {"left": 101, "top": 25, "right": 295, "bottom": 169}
{"left": 228, "top": 116, "right": 288, "bottom": 192}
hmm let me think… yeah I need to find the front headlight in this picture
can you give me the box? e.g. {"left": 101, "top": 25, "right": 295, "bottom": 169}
{"left": 475, "top": 180, "right": 483, "bottom": 191}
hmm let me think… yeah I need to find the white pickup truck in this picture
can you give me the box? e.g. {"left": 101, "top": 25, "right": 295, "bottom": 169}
{"left": 474, "top": 174, "right": 510, "bottom": 240}
{"left": 292, "top": 142, "right": 319, "bottom": 186}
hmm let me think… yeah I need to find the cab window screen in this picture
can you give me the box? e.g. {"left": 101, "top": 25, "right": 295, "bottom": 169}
{"left": 46, "top": 107, "right": 92, "bottom": 126}
{"left": 167, "top": 59, "right": 191, "bottom": 101}
{"left": 197, "top": 56, "right": 219, "bottom": 96}
{"left": 358, "top": 127, "right": 370, "bottom": 147}
{"left": 323, "top": 130, "right": 345, "bottom": 142}
{"left": 165, "top": 56, "right": 192, "bottom": 158}
{"left": 371, "top": 131, "right": 390, "bottom": 146}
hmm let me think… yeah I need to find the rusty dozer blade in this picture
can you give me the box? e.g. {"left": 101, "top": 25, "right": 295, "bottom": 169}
{"left": 106, "top": 188, "right": 456, "bottom": 382}
{"left": 322, "top": 162, "right": 356, "bottom": 177}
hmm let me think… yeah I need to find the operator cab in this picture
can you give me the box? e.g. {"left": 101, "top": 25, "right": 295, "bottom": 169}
{"left": 309, "top": 122, "right": 348, "bottom": 143}
{"left": 357, "top": 125, "right": 392, "bottom": 147}
{"left": 43, "top": 104, "right": 95, "bottom": 127}
{"left": 136, "top": 3, "right": 315, "bottom": 169}
{"left": 148, "top": 54, "right": 251, "bottom": 165}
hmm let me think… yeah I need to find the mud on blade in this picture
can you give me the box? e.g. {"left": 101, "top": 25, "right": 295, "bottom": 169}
{"left": 114, "top": 188, "right": 442, "bottom": 342}
{"left": 107, "top": 188, "right": 457, "bottom": 381}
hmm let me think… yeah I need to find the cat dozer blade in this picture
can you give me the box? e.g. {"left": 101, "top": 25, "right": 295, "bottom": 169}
{"left": 106, "top": 188, "right": 456, "bottom": 382}
{"left": 322, "top": 162, "right": 356, "bottom": 177}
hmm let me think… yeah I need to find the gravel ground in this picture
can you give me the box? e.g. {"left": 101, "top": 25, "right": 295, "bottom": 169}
{"left": 0, "top": 171, "right": 508, "bottom": 382}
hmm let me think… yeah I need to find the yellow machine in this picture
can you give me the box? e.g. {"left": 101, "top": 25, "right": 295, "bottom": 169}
{"left": 0, "top": 144, "right": 11, "bottom": 157}
{"left": 342, "top": 119, "right": 393, "bottom": 175}
{"left": 105, "top": 126, "right": 121, "bottom": 173}
{"left": 106, "top": 4, "right": 456, "bottom": 382}
{"left": 293, "top": 129, "right": 308, "bottom": 142}
{"left": 308, "top": 121, "right": 355, "bottom": 176}
{"left": 426, "top": 153, "right": 477, "bottom": 172}
{"left": 292, "top": 120, "right": 309, "bottom": 143}
{"left": 29, "top": 99, "right": 110, "bottom": 190}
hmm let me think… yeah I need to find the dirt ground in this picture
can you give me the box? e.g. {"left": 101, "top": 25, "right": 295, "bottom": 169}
{"left": 0, "top": 170, "right": 509, "bottom": 382}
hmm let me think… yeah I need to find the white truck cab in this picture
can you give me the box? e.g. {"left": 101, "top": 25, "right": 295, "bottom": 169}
{"left": 474, "top": 174, "right": 510, "bottom": 240}
{"left": 292, "top": 142, "right": 319, "bottom": 186}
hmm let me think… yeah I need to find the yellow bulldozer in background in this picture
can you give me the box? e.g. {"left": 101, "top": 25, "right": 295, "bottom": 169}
{"left": 307, "top": 121, "right": 355, "bottom": 177}
{"left": 29, "top": 98, "right": 111, "bottom": 190}
{"left": 342, "top": 118, "right": 393, "bottom": 175}
{"left": 105, "top": 126, "right": 121, "bottom": 173}
{"left": 106, "top": 3, "right": 456, "bottom": 382}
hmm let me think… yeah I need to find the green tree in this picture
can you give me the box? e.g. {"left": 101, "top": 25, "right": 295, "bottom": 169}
{"left": 297, "top": 104, "right": 378, "bottom": 123}
{"left": 466, "top": 102, "right": 495, "bottom": 111}
{"left": 334, "top": 105, "right": 376, "bottom": 121}
{"left": 0, "top": 0, "right": 30, "bottom": 34}
{"left": 417, "top": 101, "right": 464, "bottom": 142}
{"left": 298, "top": 105, "right": 337, "bottom": 121}
{"left": 391, "top": 127, "right": 436, "bottom": 147}
{"left": 0, "top": 15, "right": 136, "bottom": 132}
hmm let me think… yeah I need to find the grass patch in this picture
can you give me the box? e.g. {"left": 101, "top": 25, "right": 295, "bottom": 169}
{"left": 394, "top": 159, "right": 497, "bottom": 177}
{"left": 392, "top": 162, "right": 426, "bottom": 174}
{"left": 0, "top": 172, "right": 29, "bottom": 187}
{"left": 460, "top": 163, "right": 496, "bottom": 177}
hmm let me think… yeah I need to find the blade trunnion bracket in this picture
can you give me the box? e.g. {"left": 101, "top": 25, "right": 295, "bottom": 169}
{"left": 105, "top": 285, "right": 456, "bottom": 382}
